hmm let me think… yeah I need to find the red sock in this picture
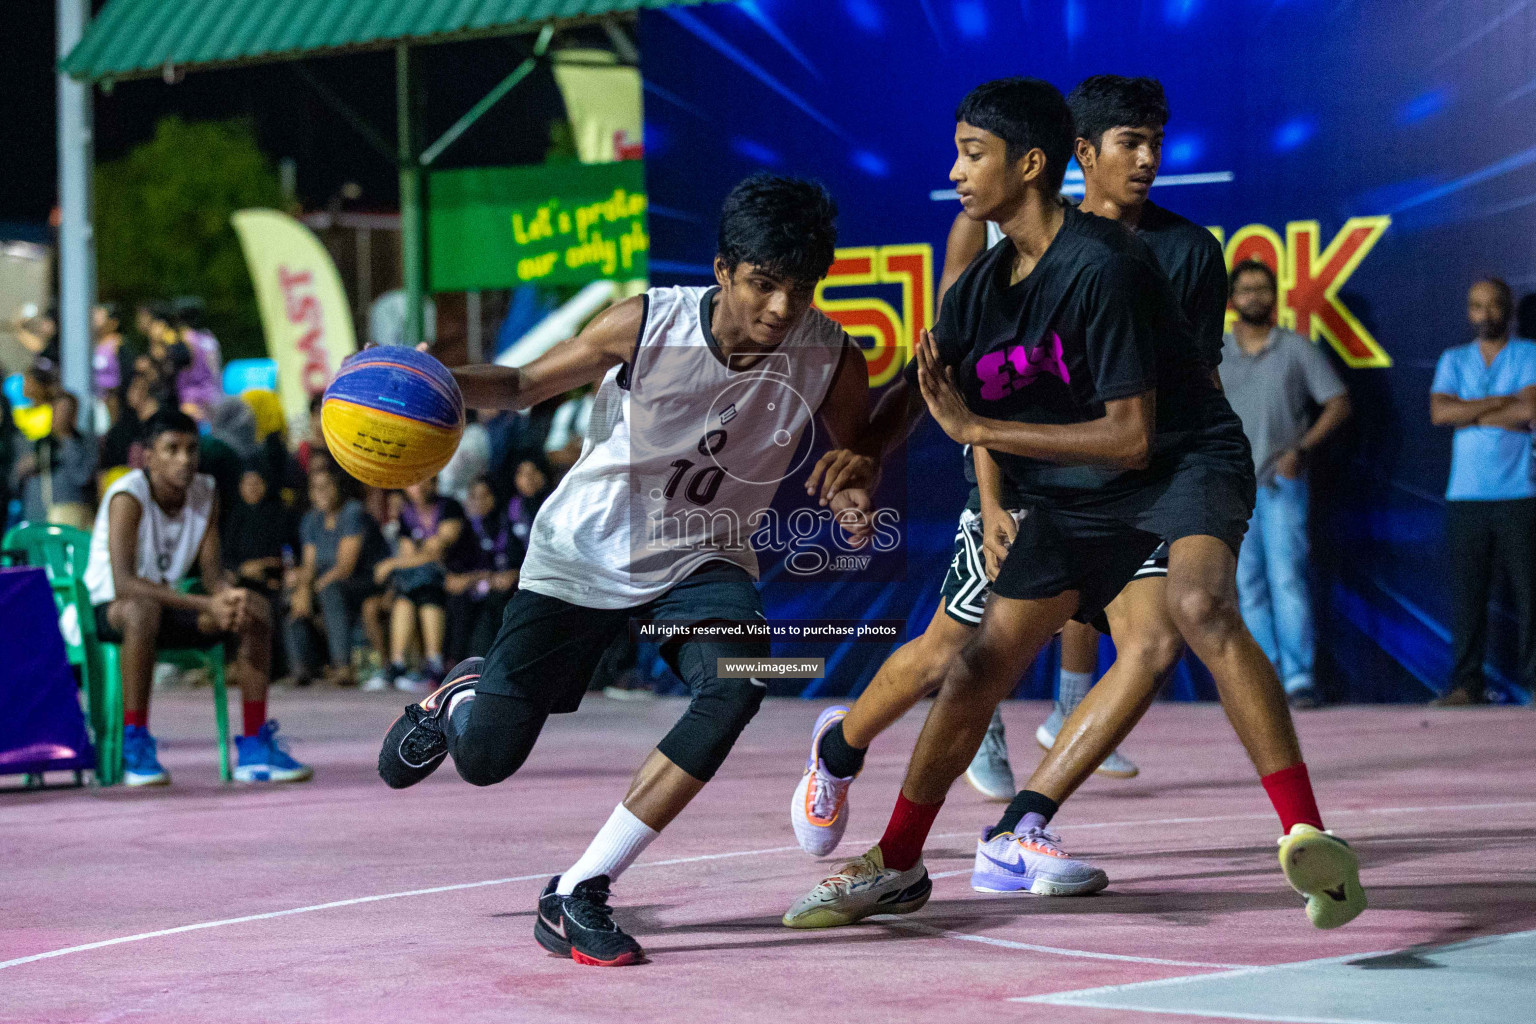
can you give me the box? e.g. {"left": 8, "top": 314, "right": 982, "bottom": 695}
{"left": 877, "top": 792, "right": 943, "bottom": 871}
{"left": 1260, "top": 762, "right": 1324, "bottom": 832}
{"left": 123, "top": 709, "right": 147, "bottom": 729}
{"left": 243, "top": 700, "right": 268, "bottom": 738}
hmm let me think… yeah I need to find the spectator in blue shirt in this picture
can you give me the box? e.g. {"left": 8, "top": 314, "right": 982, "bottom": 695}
{"left": 1429, "top": 278, "right": 1536, "bottom": 705}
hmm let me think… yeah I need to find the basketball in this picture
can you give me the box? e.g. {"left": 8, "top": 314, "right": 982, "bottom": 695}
{"left": 320, "top": 346, "right": 464, "bottom": 489}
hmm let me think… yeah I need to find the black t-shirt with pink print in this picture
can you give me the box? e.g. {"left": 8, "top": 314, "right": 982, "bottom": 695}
{"left": 909, "top": 203, "right": 1238, "bottom": 509}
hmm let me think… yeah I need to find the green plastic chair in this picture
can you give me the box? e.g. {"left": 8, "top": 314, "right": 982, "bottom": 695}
{"left": 1, "top": 523, "right": 231, "bottom": 786}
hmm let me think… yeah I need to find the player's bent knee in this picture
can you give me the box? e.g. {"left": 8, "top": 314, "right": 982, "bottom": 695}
{"left": 1122, "top": 627, "right": 1185, "bottom": 675}
{"left": 943, "top": 638, "right": 1004, "bottom": 703}
{"left": 119, "top": 597, "right": 162, "bottom": 634}
{"left": 453, "top": 746, "right": 524, "bottom": 787}
{"left": 1169, "top": 582, "right": 1241, "bottom": 638}
{"left": 655, "top": 677, "right": 767, "bottom": 782}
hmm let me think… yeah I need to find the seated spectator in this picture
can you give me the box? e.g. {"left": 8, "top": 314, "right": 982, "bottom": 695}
{"left": 225, "top": 465, "right": 297, "bottom": 595}
{"left": 544, "top": 386, "right": 593, "bottom": 472}
{"left": 97, "top": 369, "right": 157, "bottom": 494}
{"left": 444, "top": 476, "right": 524, "bottom": 662}
{"left": 506, "top": 456, "right": 551, "bottom": 547}
{"left": 0, "top": 361, "right": 13, "bottom": 528}
{"left": 14, "top": 359, "right": 60, "bottom": 442}
{"left": 372, "top": 475, "right": 463, "bottom": 691}
{"left": 224, "top": 465, "right": 299, "bottom": 681}
{"left": 240, "top": 388, "right": 306, "bottom": 507}
{"left": 290, "top": 460, "right": 388, "bottom": 687}
{"left": 92, "top": 302, "right": 126, "bottom": 430}
{"left": 82, "top": 410, "right": 312, "bottom": 787}
{"left": 13, "top": 391, "right": 96, "bottom": 530}
{"left": 439, "top": 409, "right": 491, "bottom": 504}
{"left": 169, "top": 298, "right": 224, "bottom": 422}
{"left": 295, "top": 393, "right": 327, "bottom": 475}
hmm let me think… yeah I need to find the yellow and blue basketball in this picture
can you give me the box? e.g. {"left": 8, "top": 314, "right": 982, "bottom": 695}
{"left": 321, "top": 347, "right": 464, "bottom": 489}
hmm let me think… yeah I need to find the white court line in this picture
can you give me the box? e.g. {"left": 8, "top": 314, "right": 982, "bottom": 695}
{"left": 881, "top": 920, "right": 1245, "bottom": 970}
{"left": 1018, "top": 1005, "right": 1399, "bottom": 1024}
{"left": 5, "top": 799, "right": 1532, "bottom": 973}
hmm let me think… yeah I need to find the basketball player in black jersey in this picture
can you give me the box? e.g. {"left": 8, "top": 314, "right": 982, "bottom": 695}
{"left": 784, "top": 78, "right": 1363, "bottom": 932}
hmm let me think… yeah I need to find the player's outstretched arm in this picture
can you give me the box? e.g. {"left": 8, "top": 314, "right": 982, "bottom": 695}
{"left": 805, "top": 353, "right": 929, "bottom": 507}
{"left": 448, "top": 296, "right": 644, "bottom": 411}
{"left": 915, "top": 330, "right": 1152, "bottom": 469}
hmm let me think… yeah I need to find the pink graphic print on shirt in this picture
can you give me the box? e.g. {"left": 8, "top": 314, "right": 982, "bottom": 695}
{"left": 976, "top": 333, "right": 1070, "bottom": 400}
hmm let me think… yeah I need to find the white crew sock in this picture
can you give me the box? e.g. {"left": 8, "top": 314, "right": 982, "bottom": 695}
{"left": 556, "top": 804, "right": 660, "bottom": 895}
{"left": 1057, "top": 669, "right": 1095, "bottom": 717}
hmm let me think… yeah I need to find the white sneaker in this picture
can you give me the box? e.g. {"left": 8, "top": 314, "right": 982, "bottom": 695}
{"left": 971, "top": 825, "right": 1108, "bottom": 896}
{"left": 790, "top": 705, "right": 856, "bottom": 857}
{"left": 361, "top": 671, "right": 390, "bottom": 692}
{"left": 781, "top": 846, "right": 931, "bottom": 929}
{"left": 1035, "top": 703, "right": 1138, "bottom": 778}
{"left": 965, "top": 707, "right": 1015, "bottom": 801}
{"left": 395, "top": 672, "right": 432, "bottom": 694}
{"left": 1034, "top": 705, "right": 1064, "bottom": 749}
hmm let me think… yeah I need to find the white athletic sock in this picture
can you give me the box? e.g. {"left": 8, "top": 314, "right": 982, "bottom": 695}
{"left": 556, "top": 804, "right": 660, "bottom": 895}
{"left": 1058, "top": 669, "right": 1095, "bottom": 717}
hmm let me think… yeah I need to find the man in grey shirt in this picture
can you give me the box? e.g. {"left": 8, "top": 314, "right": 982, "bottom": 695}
{"left": 1220, "top": 260, "right": 1352, "bottom": 708}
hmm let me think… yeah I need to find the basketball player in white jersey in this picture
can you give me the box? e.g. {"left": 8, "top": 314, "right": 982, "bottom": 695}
{"left": 84, "top": 410, "right": 312, "bottom": 786}
{"left": 376, "top": 174, "right": 887, "bottom": 966}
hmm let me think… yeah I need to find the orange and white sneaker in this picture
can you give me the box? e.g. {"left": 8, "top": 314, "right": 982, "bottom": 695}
{"left": 1278, "top": 824, "right": 1366, "bottom": 929}
{"left": 971, "top": 825, "right": 1108, "bottom": 895}
{"left": 790, "top": 705, "right": 856, "bottom": 857}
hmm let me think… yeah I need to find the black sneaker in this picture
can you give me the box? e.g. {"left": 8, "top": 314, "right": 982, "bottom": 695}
{"left": 535, "top": 875, "right": 645, "bottom": 967}
{"left": 377, "top": 657, "right": 482, "bottom": 789}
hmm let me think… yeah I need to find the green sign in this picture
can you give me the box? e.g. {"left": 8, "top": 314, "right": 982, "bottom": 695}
{"left": 428, "top": 160, "right": 649, "bottom": 292}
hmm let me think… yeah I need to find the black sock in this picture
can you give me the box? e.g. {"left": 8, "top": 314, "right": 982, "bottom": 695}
{"left": 818, "top": 720, "right": 866, "bottom": 778}
{"left": 995, "top": 790, "right": 1059, "bottom": 835}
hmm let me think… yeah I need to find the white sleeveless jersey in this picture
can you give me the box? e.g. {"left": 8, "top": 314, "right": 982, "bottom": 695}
{"left": 518, "top": 285, "right": 849, "bottom": 608}
{"left": 85, "top": 470, "right": 216, "bottom": 606}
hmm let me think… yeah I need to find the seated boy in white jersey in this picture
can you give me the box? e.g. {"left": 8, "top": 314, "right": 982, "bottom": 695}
{"left": 83, "top": 410, "right": 312, "bottom": 787}
{"left": 376, "top": 174, "right": 884, "bottom": 966}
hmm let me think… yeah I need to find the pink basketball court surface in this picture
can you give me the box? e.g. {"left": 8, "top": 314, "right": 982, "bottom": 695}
{"left": 4, "top": 692, "right": 1533, "bottom": 1024}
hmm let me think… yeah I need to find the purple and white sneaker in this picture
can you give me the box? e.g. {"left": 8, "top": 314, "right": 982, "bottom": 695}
{"left": 971, "top": 825, "right": 1108, "bottom": 896}
{"left": 790, "top": 705, "right": 856, "bottom": 857}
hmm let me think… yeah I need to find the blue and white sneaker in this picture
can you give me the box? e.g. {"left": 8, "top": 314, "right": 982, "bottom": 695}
{"left": 122, "top": 724, "right": 170, "bottom": 787}
{"left": 971, "top": 825, "right": 1108, "bottom": 896}
{"left": 234, "top": 720, "right": 314, "bottom": 783}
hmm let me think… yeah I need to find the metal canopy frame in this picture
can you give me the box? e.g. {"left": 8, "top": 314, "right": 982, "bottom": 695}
{"left": 57, "top": 3, "right": 664, "bottom": 384}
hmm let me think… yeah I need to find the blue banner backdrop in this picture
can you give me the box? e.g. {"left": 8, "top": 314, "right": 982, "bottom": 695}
{"left": 637, "top": 0, "right": 1536, "bottom": 703}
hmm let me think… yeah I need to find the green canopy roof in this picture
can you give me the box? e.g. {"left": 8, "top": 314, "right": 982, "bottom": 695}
{"left": 62, "top": 0, "right": 727, "bottom": 82}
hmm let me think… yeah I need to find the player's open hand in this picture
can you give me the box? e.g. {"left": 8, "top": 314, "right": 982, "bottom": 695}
{"left": 915, "top": 329, "right": 976, "bottom": 444}
{"left": 830, "top": 487, "right": 874, "bottom": 549}
{"left": 979, "top": 505, "right": 1017, "bottom": 581}
{"left": 804, "top": 449, "right": 877, "bottom": 506}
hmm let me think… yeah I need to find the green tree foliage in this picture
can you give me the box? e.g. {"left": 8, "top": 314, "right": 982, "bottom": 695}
{"left": 95, "top": 116, "right": 286, "bottom": 360}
